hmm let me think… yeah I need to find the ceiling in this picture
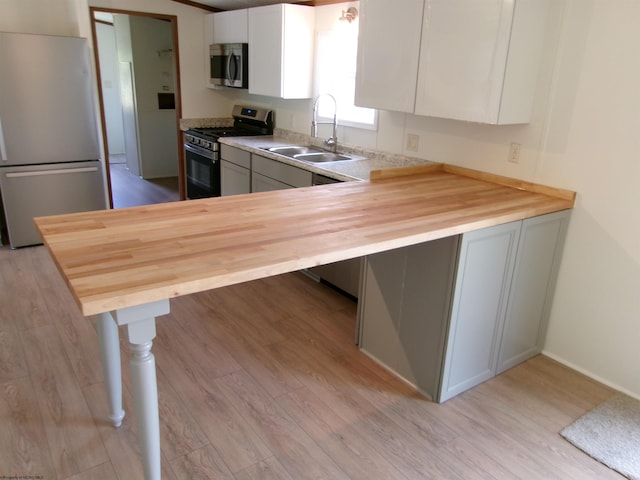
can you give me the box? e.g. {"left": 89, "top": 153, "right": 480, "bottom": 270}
{"left": 186, "top": 0, "right": 312, "bottom": 11}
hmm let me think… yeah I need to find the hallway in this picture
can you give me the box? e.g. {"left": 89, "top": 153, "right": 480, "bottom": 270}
{"left": 109, "top": 162, "right": 179, "bottom": 208}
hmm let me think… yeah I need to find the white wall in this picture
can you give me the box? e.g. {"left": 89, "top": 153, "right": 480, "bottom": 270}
{"left": 0, "top": 0, "right": 79, "bottom": 35}
{"left": 535, "top": 0, "right": 640, "bottom": 397}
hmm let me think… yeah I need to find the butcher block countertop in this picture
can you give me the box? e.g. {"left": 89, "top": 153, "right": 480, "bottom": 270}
{"left": 34, "top": 164, "right": 575, "bottom": 317}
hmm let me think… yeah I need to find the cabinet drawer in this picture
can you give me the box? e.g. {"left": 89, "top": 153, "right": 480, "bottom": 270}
{"left": 220, "top": 144, "right": 251, "bottom": 169}
{"left": 252, "top": 172, "right": 294, "bottom": 192}
{"left": 252, "top": 154, "right": 312, "bottom": 188}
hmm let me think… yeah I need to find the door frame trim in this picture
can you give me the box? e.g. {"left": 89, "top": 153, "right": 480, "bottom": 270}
{"left": 89, "top": 7, "right": 185, "bottom": 207}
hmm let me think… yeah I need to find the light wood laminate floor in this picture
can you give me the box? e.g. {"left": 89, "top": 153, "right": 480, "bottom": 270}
{"left": 110, "top": 163, "right": 179, "bottom": 209}
{"left": 0, "top": 245, "right": 622, "bottom": 479}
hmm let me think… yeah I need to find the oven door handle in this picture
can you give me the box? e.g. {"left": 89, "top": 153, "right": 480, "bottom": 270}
{"left": 184, "top": 142, "right": 216, "bottom": 161}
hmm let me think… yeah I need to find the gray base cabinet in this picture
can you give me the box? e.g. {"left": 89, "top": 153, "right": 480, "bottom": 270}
{"left": 311, "top": 257, "right": 362, "bottom": 298}
{"left": 496, "top": 210, "right": 569, "bottom": 374}
{"left": 221, "top": 161, "right": 251, "bottom": 196}
{"left": 358, "top": 210, "right": 571, "bottom": 402}
{"left": 251, "top": 172, "right": 295, "bottom": 192}
{"left": 439, "top": 221, "right": 521, "bottom": 401}
{"left": 250, "top": 155, "right": 312, "bottom": 192}
{"left": 358, "top": 237, "right": 460, "bottom": 400}
{"left": 220, "top": 146, "right": 313, "bottom": 195}
{"left": 221, "top": 144, "right": 251, "bottom": 196}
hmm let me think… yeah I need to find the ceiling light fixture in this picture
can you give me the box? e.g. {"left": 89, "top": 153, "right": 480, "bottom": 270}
{"left": 339, "top": 7, "right": 358, "bottom": 24}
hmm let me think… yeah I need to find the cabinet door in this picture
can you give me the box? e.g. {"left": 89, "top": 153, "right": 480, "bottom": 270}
{"left": 248, "top": 4, "right": 314, "bottom": 99}
{"left": 252, "top": 154, "right": 312, "bottom": 188}
{"left": 414, "top": 0, "right": 550, "bottom": 124}
{"left": 221, "top": 160, "right": 250, "bottom": 196}
{"left": 248, "top": 5, "right": 282, "bottom": 97}
{"left": 439, "top": 221, "right": 520, "bottom": 402}
{"left": 496, "top": 210, "right": 570, "bottom": 373}
{"left": 354, "top": 0, "right": 424, "bottom": 113}
{"left": 251, "top": 172, "right": 293, "bottom": 192}
{"left": 414, "top": 0, "right": 513, "bottom": 123}
{"left": 359, "top": 249, "right": 406, "bottom": 378}
{"left": 212, "top": 9, "right": 248, "bottom": 44}
{"left": 359, "top": 237, "right": 459, "bottom": 400}
{"left": 221, "top": 144, "right": 250, "bottom": 169}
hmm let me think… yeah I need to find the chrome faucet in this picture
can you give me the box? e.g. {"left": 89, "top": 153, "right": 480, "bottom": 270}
{"left": 311, "top": 94, "right": 338, "bottom": 153}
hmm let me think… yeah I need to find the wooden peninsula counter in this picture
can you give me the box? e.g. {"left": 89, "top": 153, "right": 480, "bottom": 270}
{"left": 34, "top": 164, "right": 575, "bottom": 480}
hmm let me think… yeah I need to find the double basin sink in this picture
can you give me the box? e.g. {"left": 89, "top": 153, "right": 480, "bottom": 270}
{"left": 264, "top": 145, "right": 364, "bottom": 163}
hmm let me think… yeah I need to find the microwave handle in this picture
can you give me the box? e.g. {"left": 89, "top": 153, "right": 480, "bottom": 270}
{"left": 226, "top": 52, "right": 234, "bottom": 83}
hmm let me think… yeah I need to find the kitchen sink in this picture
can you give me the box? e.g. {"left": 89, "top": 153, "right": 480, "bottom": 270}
{"left": 293, "top": 152, "right": 353, "bottom": 163}
{"left": 266, "top": 145, "right": 324, "bottom": 156}
{"left": 264, "top": 145, "right": 364, "bottom": 163}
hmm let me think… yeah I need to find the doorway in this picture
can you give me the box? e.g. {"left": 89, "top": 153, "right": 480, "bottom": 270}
{"left": 90, "top": 7, "right": 185, "bottom": 208}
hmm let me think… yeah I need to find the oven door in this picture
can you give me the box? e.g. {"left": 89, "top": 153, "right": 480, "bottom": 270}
{"left": 185, "top": 143, "right": 220, "bottom": 199}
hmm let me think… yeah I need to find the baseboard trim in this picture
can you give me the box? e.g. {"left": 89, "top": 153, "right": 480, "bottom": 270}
{"left": 541, "top": 350, "right": 640, "bottom": 401}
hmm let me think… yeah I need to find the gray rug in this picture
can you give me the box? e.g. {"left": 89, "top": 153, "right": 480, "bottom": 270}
{"left": 561, "top": 393, "right": 640, "bottom": 479}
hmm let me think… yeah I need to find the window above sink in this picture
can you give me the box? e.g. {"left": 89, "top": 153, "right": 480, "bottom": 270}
{"left": 314, "top": 4, "right": 377, "bottom": 130}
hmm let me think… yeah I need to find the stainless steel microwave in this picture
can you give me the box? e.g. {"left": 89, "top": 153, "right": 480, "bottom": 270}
{"left": 210, "top": 43, "right": 248, "bottom": 89}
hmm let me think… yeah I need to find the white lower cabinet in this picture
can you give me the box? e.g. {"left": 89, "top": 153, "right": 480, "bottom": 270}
{"left": 358, "top": 210, "right": 570, "bottom": 402}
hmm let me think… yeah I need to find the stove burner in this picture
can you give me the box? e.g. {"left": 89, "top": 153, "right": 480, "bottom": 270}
{"left": 184, "top": 105, "right": 274, "bottom": 153}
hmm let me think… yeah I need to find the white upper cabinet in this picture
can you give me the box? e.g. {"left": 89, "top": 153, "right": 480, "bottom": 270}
{"left": 355, "top": 0, "right": 424, "bottom": 113}
{"left": 248, "top": 4, "right": 315, "bottom": 99}
{"left": 211, "top": 9, "right": 248, "bottom": 44}
{"left": 355, "top": 0, "right": 551, "bottom": 124}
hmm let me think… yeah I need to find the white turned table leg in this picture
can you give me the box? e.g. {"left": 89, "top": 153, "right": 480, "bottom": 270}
{"left": 110, "top": 300, "right": 169, "bottom": 480}
{"left": 127, "top": 319, "right": 161, "bottom": 480}
{"left": 96, "top": 312, "right": 125, "bottom": 427}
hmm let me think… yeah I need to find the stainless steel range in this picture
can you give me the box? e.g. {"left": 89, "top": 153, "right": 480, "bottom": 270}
{"left": 184, "top": 105, "right": 273, "bottom": 199}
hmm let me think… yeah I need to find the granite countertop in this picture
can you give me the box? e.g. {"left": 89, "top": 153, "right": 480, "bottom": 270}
{"left": 218, "top": 129, "right": 437, "bottom": 182}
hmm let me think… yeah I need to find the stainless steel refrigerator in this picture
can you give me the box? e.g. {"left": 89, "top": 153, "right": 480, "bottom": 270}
{"left": 0, "top": 32, "right": 107, "bottom": 248}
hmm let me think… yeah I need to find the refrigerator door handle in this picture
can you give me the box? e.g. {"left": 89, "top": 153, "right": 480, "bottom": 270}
{"left": 6, "top": 166, "right": 99, "bottom": 178}
{"left": 0, "top": 115, "right": 7, "bottom": 161}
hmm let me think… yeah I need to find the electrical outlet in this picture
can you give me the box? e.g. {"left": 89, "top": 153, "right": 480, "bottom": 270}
{"left": 508, "top": 143, "right": 521, "bottom": 164}
{"left": 407, "top": 133, "right": 420, "bottom": 152}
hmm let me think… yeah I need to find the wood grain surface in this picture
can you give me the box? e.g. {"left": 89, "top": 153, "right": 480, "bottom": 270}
{"left": 34, "top": 169, "right": 575, "bottom": 316}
